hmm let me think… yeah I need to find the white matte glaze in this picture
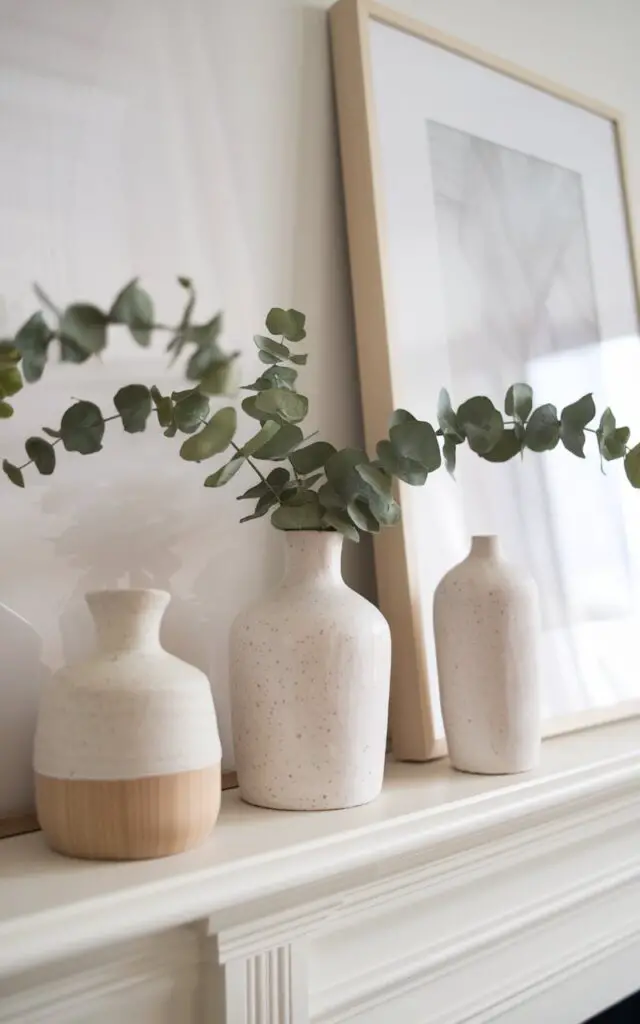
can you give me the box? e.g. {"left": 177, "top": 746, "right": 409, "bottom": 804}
{"left": 434, "top": 535, "right": 541, "bottom": 774}
{"left": 34, "top": 589, "right": 221, "bottom": 781}
{"left": 230, "top": 532, "right": 391, "bottom": 810}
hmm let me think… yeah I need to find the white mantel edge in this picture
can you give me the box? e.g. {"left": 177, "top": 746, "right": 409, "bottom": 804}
{"left": 0, "top": 719, "right": 639, "bottom": 1024}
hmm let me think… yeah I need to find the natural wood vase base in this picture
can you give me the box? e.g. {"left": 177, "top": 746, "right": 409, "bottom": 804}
{"left": 35, "top": 765, "right": 221, "bottom": 861}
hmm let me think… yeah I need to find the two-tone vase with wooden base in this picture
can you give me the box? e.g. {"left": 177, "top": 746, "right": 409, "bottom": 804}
{"left": 34, "top": 588, "right": 221, "bottom": 860}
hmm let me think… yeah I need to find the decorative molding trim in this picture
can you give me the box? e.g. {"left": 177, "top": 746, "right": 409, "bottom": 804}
{"left": 200, "top": 933, "right": 309, "bottom": 1024}
{"left": 312, "top": 863, "right": 640, "bottom": 1022}
{"left": 1, "top": 736, "right": 638, "bottom": 980}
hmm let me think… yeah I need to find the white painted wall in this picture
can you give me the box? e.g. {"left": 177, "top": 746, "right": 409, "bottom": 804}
{"left": 0, "top": 0, "right": 638, "bottom": 811}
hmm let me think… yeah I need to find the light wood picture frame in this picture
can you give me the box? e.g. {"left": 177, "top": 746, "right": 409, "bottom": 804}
{"left": 330, "top": 0, "right": 640, "bottom": 761}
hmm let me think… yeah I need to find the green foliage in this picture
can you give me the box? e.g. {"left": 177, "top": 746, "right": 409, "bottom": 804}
{"left": 196, "top": 306, "right": 637, "bottom": 540}
{"left": 60, "top": 401, "right": 105, "bottom": 454}
{"left": 559, "top": 393, "right": 596, "bottom": 458}
{"left": 179, "top": 407, "right": 237, "bottom": 461}
{"left": 114, "top": 385, "right": 152, "bottom": 433}
{"left": 109, "top": 279, "right": 154, "bottom": 347}
{"left": 25, "top": 437, "right": 55, "bottom": 475}
{"left": 7, "top": 276, "right": 234, "bottom": 397}
{"left": 3, "top": 277, "right": 237, "bottom": 487}
{"left": 5, "top": 291, "right": 638, "bottom": 540}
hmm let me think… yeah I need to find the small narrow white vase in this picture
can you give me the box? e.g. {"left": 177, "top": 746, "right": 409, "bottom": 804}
{"left": 34, "top": 589, "right": 222, "bottom": 860}
{"left": 230, "top": 531, "right": 392, "bottom": 810}
{"left": 433, "top": 535, "right": 541, "bottom": 775}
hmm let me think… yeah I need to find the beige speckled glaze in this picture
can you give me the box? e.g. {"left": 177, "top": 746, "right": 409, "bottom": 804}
{"left": 230, "top": 532, "right": 391, "bottom": 811}
{"left": 434, "top": 535, "right": 541, "bottom": 775}
{"left": 34, "top": 589, "right": 222, "bottom": 859}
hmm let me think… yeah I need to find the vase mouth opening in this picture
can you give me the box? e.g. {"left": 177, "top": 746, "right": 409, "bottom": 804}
{"left": 471, "top": 534, "right": 500, "bottom": 556}
{"left": 86, "top": 587, "right": 169, "bottom": 600}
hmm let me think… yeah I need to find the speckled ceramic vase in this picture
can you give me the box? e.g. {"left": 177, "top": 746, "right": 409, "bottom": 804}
{"left": 230, "top": 531, "right": 391, "bottom": 811}
{"left": 34, "top": 589, "right": 222, "bottom": 860}
{"left": 434, "top": 535, "right": 541, "bottom": 775}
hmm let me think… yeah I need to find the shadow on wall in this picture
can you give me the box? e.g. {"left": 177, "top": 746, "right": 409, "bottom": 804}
{"left": 0, "top": 605, "right": 51, "bottom": 817}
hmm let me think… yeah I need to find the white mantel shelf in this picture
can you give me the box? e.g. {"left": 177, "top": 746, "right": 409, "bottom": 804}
{"left": 1, "top": 720, "right": 639, "bottom": 1023}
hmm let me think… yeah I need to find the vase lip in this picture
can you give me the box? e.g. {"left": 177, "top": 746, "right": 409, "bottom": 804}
{"left": 85, "top": 587, "right": 170, "bottom": 602}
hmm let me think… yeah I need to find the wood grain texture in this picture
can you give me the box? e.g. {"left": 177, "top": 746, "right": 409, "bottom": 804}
{"left": 0, "top": 769, "right": 238, "bottom": 844}
{"left": 35, "top": 765, "right": 222, "bottom": 860}
{"left": 330, "top": 0, "right": 437, "bottom": 761}
{"left": 330, "top": 0, "right": 640, "bottom": 761}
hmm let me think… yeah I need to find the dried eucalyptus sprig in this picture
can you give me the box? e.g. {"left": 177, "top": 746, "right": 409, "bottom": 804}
{"left": 180, "top": 308, "right": 640, "bottom": 541}
{"left": 2, "top": 277, "right": 238, "bottom": 487}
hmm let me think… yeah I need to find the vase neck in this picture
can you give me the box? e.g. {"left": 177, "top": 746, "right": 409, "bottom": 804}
{"left": 470, "top": 535, "right": 501, "bottom": 559}
{"left": 282, "top": 531, "right": 344, "bottom": 587}
{"left": 86, "top": 589, "right": 169, "bottom": 653}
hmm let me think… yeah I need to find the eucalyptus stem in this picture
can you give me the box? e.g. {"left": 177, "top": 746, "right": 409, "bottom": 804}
{"left": 230, "top": 439, "right": 281, "bottom": 500}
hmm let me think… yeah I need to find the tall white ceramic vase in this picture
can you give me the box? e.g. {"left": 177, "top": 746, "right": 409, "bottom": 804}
{"left": 34, "top": 589, "right": 222, "bottom": 860}
{"left": 433, "top": 535, "right": 541, "bottom": 775}
{"left": 230, "top": 531, "right": 391, "bottom": 810}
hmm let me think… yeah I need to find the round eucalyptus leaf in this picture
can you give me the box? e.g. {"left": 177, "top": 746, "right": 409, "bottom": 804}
{"left": 376, "top": 440, "right": 427, "bottom": 486}
{"left": 242, "top": 420, "right": 280, "bottom": 457}
{"left": 0, "top": 342, "right": 20, "bottom": 368}
{"left": 355, "top": 462, "right": 392, "bottom": 497}
{"left": 456, "top": 397, "right": 503, "bottom": 455}
{"left": 271, "top": 500, "right": 324, "bottom": 531}
{"left": 252, "top": 423, "right": 303, "bottom": 460}
{"left": 389, "top": 408, "right": 416, "bottom": 430}
{"left": 560, "top": 423, "right": 586, "bottom": 458}
{"left": 264, "top": 366, "right": 298, "bottom": 389}
{"left": 368, "top": 490, "right": 401, "bottom": 527}
{"left": 481, "top": 429, "right": 522, "bottom": 462}
{"left": 347, "top": 498, "right": 380, "bottom": 533}
{"left": 325, "top": 447, "right": 369, "bottom": 499}
{"left": 60, "top": 401, "right": 105, "bottom": 454}
{"left": 254, "top": 335, "right": 290, "bottom": 360}
{"left": 561, "top": 393, "right": 596, "bottom": 429}
{"left": 255, "top": 388, "right": 308, "bottom": 424}
{"left": 0, "top": 401, "right": 14, "bottom": 419}
{"left": 14, "top": 312, "right": 53, "bottom": 382}
{"left": 290, "top": 353, "right": 308, "bottom": 366}
{"left": 524, "top": 404, "right": 559, "bottom": 453}
{"left": 321, "top": 510, "right": 360, "bottom": 542}
{"left": 114, "top": 384, "right": 152, "bottom": 434}
{"left": 258, "top": 350, "right": 280, "bottom": 365}
{"left": 242, "top": 395, "right": 271, "bottom": 422}
{"left": 25, "top": 436, "right": 56, "bottom": 475}
{"left": 2, "top": 459, "right": 24, "bottom": 487}
{"left": 60, "top": 303, "right": 108, "bottom": 354}
{"left": 318, "top": 482, "right": 344, "bottom": 510}
{"left": 59, "top": 337, "right": 92, "bottom": 364}
{"left": 0, "top": 366, "right": 22, "bottom": 399}
{"left": 173, "top": 390, "right": 210, "bottom": 433}
{"left": 596, "top": 408, "right": 628, "bottom": 461}
{"left": 504, "top": 383, "right": 533, "bottom": 422}
{"left": 204, "top": 455, "right": 245, "bottom": 488}
{"left": 265, "top": 308, "right": 306, "bottom": 342}
{"left": 289, "top": 440, "right": 336, "bottom": 475}
{"left": 180, "top": 406, "right": 237, "bottom": 461}
{"left": 150, "top": 386, "right": 174, "bottom": 429}
{"left": 390, "top": 419, "right": 441, "bottom": 471}
{"left": 109, "top": 278, "right": 154, "bottom": 346}
{"left": 437, "top": 388, "right": 464, "bottom": 441}
{"left": 624, "top": 443, "right": 640, "bottom": 488}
